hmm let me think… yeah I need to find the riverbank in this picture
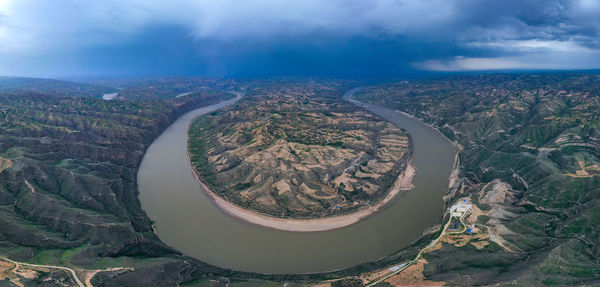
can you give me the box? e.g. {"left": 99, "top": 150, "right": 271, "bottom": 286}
{"left": 188, "top": 144, "right": 416, "bottom": 231}
{"left": 346, "top": 90, "right": 463, "bottom": 205}
{"left": 390, "top": 111, "right": 463, "bottom": 203}
{"left": 394, "top": 110, "right": 463, "bottom": 151}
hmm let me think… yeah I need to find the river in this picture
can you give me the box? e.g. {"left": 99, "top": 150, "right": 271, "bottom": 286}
{"left": 138, "top": 89, "right": 457, "bottom": 274}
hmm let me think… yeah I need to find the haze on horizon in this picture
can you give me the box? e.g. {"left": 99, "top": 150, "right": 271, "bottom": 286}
{"left": 1, "top": 0, "right": 600, "bottom": 78}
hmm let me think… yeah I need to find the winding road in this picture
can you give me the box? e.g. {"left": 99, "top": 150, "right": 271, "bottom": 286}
{"left": 0, "top": 256, "right": 84, "bottom": 287}
{"left": 365, "top": 206, "right": 469, "bottom": 286}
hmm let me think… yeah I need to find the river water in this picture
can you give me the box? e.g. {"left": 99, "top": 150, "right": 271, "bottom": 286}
{"left": 138, "top": 89, "right": 456, "bottom": 274}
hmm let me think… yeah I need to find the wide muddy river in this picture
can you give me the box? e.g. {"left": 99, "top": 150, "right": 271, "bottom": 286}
{"left": 138, "top": 89, "right": 457, "bottom": 273}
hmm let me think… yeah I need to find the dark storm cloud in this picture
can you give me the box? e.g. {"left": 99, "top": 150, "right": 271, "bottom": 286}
{"left": 0, "top": 0, "right": 598, "bottom": 77}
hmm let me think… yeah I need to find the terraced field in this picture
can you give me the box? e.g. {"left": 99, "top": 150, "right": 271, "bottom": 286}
{"left": 189, "top": 83, "right": 411, "bottom": 218}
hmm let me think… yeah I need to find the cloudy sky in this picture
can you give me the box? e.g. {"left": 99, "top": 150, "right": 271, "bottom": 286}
{"left": 0, "top": 0, "right": 599, "bottom": 78}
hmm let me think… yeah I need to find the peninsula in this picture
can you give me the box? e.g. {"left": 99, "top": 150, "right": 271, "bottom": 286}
{"left": 187, "top": 83, "right": 414, "bottom": 231}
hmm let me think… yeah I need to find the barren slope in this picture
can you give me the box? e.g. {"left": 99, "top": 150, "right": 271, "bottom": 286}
{"left": 189, "top": 83, "right": 411, "bottom": 218}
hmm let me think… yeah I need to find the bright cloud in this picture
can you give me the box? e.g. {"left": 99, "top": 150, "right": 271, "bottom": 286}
{"left": 467, "top": 40, "right": 599, "bottom": 53}
{"left": 415, "top": 57, "right": 545, "bottom": 71}
{"left": 415, "top": 53, "right": 600, "bottom": 72}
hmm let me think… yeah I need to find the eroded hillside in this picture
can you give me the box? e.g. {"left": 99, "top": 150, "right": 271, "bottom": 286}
{"left": 0, "top": 90, "right": 236, "bottom": 285}
{"left": 354, "top": 73, "right": 600, "bottom": 286}
{"left": 189, "top": 82, "right": 411, "bottom": 218}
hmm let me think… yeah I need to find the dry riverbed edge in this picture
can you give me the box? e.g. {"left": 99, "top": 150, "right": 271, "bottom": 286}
{"left": 186, "top": 132, "right": 417, "bottom": 232}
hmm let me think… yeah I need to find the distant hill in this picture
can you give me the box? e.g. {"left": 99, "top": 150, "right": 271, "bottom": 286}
{"left": 87, "top": 77, "right": 240, "bottom": 99}
{"left": 0, "top": 76, "right": 118, "bottom": 98}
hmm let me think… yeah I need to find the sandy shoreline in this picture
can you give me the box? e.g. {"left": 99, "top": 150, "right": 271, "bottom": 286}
{"left": 188, "top": 152, "right": 417, "bottom": 232}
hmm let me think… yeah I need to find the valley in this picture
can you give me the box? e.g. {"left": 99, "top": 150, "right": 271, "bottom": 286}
{"left": 2, "top": 1, "right": 599, "bottom": 286}
{"left": 0, "top": 74, "right": 599, "bottom": 286}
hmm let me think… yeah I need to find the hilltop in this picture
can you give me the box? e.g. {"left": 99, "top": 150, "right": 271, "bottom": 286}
{"left": 188, "top": 81, "right": 412, "bottom": 219}
{"left": 0, "top": 76, "right": 117, "bottom": 98}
